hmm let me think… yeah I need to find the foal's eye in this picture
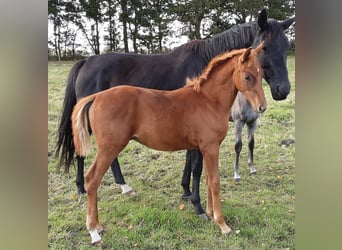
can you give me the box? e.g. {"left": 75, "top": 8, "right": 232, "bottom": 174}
{"left": 244, "top": 75, "right": 251, "bottom": 81}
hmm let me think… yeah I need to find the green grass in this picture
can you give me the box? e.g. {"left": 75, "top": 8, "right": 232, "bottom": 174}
{"left": 48, "top": 55, "right": 295, "bottom": 249}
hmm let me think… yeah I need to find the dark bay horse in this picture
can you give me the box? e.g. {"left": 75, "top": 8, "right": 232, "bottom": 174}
{"left": 229, "top": 92, "right": 260, "bottom": 181}
{"left": 55, "top": 9, "right": 295, "bottom": 216}
{"left": 71, "top": 46, "right": 266, "bottom": 244}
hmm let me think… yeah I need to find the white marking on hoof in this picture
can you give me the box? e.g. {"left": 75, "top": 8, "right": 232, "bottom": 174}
{"left": 89, "top": 229, "right": 101, "bottom": 244}
{"left": 222, "top": 227, "right": 232, "bottom": 235}
{"left": 120, "top": 184, "right": 134, "bottom": 195}
{"left": 249, "top": 165, "right": 256, "bottom": 174}
{"left": 234, "top": 172, "right": 240, "bottom": 181}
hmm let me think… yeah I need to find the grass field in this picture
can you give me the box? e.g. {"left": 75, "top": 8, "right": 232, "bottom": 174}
{"left": 48, "top": 55, "right": 295, "bottom": 249}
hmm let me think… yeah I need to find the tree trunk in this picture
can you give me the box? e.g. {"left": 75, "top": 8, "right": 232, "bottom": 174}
{"left": 120, "top": 0, "right": 129, "bottom": 53}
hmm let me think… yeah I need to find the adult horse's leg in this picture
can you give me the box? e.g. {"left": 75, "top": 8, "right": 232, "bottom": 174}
{"left": 181, "top": 150, "right": 192, "bottom": 199}
{"left": 110, "top": 157, "right": 134, "bottom": 195}
{"left": 76, "top": 156, "right": 86, "bottom": 194}
{"left": 247, "top": 121, "right": 257, "bottom": 175}
{"left": 202, "top": 145, "right": 231, "bottom": 234}
{"left": 189, "top": 149, "right": 207, "bottom": 218}
{"left": 233, "top": 120, "right": 244, "bottom": 181}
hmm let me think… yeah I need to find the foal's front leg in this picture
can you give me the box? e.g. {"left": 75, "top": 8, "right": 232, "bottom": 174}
{"left": 202, "top": 146, "right": 232, "bottom": 235}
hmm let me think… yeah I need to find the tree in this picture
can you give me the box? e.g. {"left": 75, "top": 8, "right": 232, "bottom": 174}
{"left": 78, "top": 0, "right": 105, "bottom": 55}
{"left": 119, "top": 0, "right": 130, "bottom": 52}
{"left": 103, "top": 0, "right": 121, "bottom": 52}
{"left": 135, "top": 0, "right": 173, "bottom": 53}
{"left": 48, "top": 0, "right": 295, "bottom": 58}
{"left": 48, "top": 0, "right": 63, "bottom": 60}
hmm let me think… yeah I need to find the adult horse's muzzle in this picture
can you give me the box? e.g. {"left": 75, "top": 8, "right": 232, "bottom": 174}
{"left": 270, "top": 80, "right": 291, "bottom": 100}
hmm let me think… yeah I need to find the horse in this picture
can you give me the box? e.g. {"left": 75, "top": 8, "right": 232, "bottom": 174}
{"left": 229, "top": 92, "right": 260, "bottom": 181}
{"left": 71, "top": 45, "right": 266, "bottom": 244}
{"left": 55, "top": 9, "right": 295, "bottom": 217}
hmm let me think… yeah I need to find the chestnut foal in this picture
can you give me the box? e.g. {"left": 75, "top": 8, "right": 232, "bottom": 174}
{"left": 72, "top": 43, "right": 266, "bottom": 244}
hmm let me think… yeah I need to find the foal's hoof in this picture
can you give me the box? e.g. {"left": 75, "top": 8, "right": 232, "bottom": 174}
{"left": 78, "top": 188, "right": 86, "bottom": 194}
{"left": 234, "top": 178, "right": 240, "bottom": 182}
{"left": 250, "top": 171, "right": 257, "bottom": 175}
{"left": 198, "top": 213, "right": 209, "bottom": 221}
{"left": 89, "top": 229, "right": 102, "bottom": 245}
{"left": 222, "top": 228, "right": 233, "bottom": 235}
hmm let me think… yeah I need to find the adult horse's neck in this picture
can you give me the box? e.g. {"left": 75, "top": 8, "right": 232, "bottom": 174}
{"left": 196, "top": 22, "right": 258, "bottom": 63}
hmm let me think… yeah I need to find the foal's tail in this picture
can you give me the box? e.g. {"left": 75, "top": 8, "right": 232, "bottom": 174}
{"left": 71, "top": 95, "right": 96, "bottom": 157}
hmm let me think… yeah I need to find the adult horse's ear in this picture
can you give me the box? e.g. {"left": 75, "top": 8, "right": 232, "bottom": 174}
{"left": 254, "top": 41, "right": 265, "bottom": 55}
{"left": 258, "top": 9, "right": 268, "bottom": 30}
{"left": 240, "top": 48, "right": 252, "bottom": 63}
{"left": 281, "top": 17, "right": 295, "bottom": 31}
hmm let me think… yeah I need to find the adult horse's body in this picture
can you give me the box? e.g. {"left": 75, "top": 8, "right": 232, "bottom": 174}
{"left": 229, "top": 92, "right": 260, "bottom": 181}
{"left": 71, "top": 46, "right": 266, "bottom": 244}
{"left": 55, "top": 9, "right": 295, "bottom": 216}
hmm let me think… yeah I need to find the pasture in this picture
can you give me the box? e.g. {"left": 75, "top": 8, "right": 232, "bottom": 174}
{"left": 48, "top": 55, "right": 295, "bottom": 249}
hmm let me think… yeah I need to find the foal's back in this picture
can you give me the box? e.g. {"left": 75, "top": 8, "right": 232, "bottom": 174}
{"left": 89, "top": 85, "right": 200, "bottom": 151}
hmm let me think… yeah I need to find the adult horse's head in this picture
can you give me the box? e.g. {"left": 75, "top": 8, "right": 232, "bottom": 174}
{"left": 252, "top": 9, "right": 295, "bottom": 100}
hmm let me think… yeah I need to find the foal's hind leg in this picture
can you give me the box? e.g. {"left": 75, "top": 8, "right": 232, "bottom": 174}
{"left": 86, "top": 146, "right": 126, "bottom": 244}
{"left": 247, "top": 121, "right": 257, "bottom": 175}
{"left": 233, "top": 120, "right": 243, "bottom": 181}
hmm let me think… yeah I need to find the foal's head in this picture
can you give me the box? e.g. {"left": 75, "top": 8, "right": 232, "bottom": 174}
{"left": 233, "top": 42, "right": 267, "bottom": 113}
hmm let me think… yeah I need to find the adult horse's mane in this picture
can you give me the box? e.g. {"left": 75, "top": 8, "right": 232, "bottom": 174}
{"left": 172, "top": 18, "right": 284, "bottom": 63}
{"left": 186, "top": 49, "right": 246, "bottom": 92}
{"left": 173, "top": 21, "right": 259, "bottom": 62}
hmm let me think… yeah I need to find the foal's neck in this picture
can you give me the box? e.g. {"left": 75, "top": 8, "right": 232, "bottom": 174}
{"left": 199, "top": 60, "right": 239, "bottom": 114}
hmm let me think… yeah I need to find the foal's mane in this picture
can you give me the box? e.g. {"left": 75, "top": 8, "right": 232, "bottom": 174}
{"left": 186, "top": 49, "right": 246, "bottom": 92}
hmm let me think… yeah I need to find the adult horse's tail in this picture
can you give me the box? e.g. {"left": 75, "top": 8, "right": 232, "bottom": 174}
{"left": 55, "top": 59, "right": 86, "bottom": 173}
{"left": 71, "top": 95, "right": 95, "bottom": 157}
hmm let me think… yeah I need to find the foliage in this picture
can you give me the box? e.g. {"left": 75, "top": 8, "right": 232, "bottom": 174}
{"left": 48, "top": 0, "right": 295, "bottom": 58}
{"left": 48, "top": 55, "right": 295, "bottom": 249}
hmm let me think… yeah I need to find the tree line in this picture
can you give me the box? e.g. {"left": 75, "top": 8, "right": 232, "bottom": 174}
{"left": 48, "top": 0, "right": 295, "bottom": 60}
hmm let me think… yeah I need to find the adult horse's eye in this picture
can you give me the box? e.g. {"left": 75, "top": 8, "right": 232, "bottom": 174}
{"left": 244, "top": 75, "right": 251, "bottom": 81}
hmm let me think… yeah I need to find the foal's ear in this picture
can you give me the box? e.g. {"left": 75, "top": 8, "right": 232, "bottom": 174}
{"left": 240, "top": 47, "right": 252, "bottom": 63}
{"left": 254, "top": 41, "right": 265, "bottom": 55}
